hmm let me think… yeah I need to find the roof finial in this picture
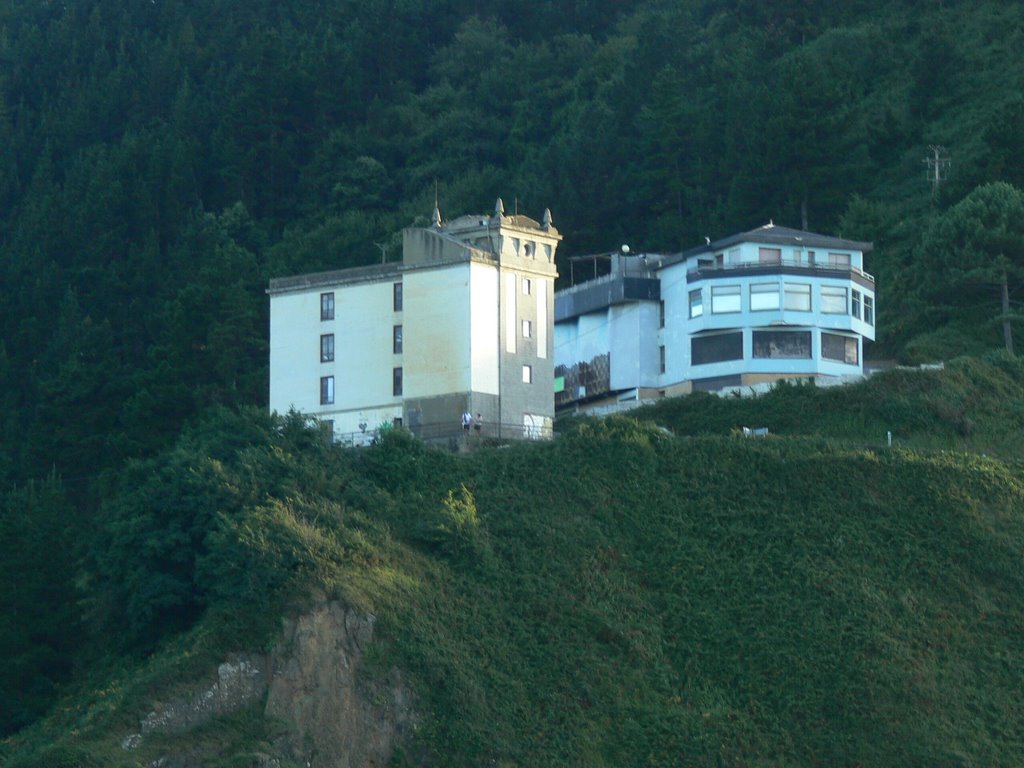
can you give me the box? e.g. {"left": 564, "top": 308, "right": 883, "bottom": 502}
{"left": 432, "top": 179, "right": 442, "bottom": 227}
{"left": 543, "top": 208, "right": 553, "bottom": 230}
{"left": 769, "top": 218, "right": 774, "bottom": 227}
{"left": 495, "top": 197, "right": 505, "bottom": 217}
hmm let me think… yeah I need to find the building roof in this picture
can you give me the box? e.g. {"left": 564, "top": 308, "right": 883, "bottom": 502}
{"left": 267, "top": 261, "right": 402, "bottom": 295}
{"left": 670, "top": 224, "right": 872, "bottom": 260}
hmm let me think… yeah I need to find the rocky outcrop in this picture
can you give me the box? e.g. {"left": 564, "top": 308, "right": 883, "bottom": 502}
{"left": 267, "top": 603, "right": 417, "bottom": 767}
{"left": 122, "top": 602, "right": 416, "bottom": 768}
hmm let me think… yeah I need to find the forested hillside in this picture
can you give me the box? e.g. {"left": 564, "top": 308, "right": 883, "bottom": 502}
{"left": 3, "top": 0, "right": 1024, "bottom": 759}
{"left": 5, "top": 0, "right": 1024, "bottom": 487}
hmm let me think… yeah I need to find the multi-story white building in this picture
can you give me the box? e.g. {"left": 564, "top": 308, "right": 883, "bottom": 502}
{"left": 268, "top": 201, "right": 561, "bottom": 443}
{"left": 554, "top": 224, "right": 875, "bottom": 407}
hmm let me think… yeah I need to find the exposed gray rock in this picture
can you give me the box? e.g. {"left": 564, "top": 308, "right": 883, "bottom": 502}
{"left": 140, "top": 656, "right": 268, "bottom": 736}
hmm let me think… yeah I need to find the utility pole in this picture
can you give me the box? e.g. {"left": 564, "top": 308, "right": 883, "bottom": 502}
{"left": 374, "top": 242, "right": 389, "bottom": 263}
{"left": 923, "top": 145, "right": 950, "bottom": 196}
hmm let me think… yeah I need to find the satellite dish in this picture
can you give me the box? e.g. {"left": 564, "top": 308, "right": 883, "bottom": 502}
{"left": 621, "top": 244, "right": 630, "bottom": 254}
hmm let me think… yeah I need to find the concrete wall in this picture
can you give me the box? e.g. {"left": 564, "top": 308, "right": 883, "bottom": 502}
{"left": 404, "top": 262, "right": 472, "bottom": 399}
{"left": 269, "top": 279, "right": 402, "bottom": 434}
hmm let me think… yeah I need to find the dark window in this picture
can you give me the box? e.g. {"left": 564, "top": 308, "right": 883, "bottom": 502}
{"left": 659, "top": 345, "right": 666, "bottom": 374}
{"left": 320, "top": 333, "right": 335, "bottom": 362}
{"left": 759, "top": 247, "right": 782, "bottom": 264}
{"left": 852, "top": 289, "right": 862, "bottom": 319}
{"left": 393, "top": 325, "right": 403, "bottom": 354}
{"left": 864, "top": 295, "right": 874, "bottom": 326}
{"left": 321, "top": 292, "right": 335, "bottom": 321}
{"left": 393, "top": 367, "right": 403, "bottom": 397}
{"left": 822, "top": 332, "right": 859, "bottom": 364}
{"left": 753, "top": 330, "right": 811, "bottom": 359}
{"left": 659, "top": 300, "right": 665, "bottom": 328}
{"left": 691, "top": 332, "right": 743, "bottom": 365}
{"left": 320, "top": 376, "right": 334, "bottom": 405}
{"left": 393, "top": 282, "right": 403, "bottom": 312}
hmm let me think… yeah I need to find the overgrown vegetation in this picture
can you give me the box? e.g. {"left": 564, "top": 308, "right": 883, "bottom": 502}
{"left": 3, "top": 401, "right": 1024, "bottom": 766}
{"left": 625, "top": 352, "right": 1024, "bottom": 458}
{"left": 5, "top": 0, "right": 1024, "bottom": 761}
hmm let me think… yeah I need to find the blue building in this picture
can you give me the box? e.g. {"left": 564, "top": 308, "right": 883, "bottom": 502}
{"left": 554, "top": 224, "right": 875, "bottom": 407}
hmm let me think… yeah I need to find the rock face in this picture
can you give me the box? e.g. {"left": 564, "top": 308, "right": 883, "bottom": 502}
{"left": 123, "top": 602, "right": 416, "bottom": 768}
{"left": 266, "top": 603, "right": 417, "bottom": 767}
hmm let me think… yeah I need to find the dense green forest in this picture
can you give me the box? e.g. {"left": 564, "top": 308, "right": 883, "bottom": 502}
{"left": 3, "top": 0, "right": 1024, "bottom": 761}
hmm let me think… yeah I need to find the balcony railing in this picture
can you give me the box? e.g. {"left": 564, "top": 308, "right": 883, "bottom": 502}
{"left": 687, "top": 259, "right": 874, "bottom": 285}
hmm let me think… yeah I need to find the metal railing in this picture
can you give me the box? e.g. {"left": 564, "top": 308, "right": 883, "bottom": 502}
{"left": 331, "top": 420, "right": 554, "bottom": 448}
{"left": 688, "top": 258, "right": 874, "bottom": 282}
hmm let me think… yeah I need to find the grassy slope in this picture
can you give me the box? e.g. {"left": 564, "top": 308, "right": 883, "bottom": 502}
{"left": 4, "top": 361, "right": 1024, "bottom": 767}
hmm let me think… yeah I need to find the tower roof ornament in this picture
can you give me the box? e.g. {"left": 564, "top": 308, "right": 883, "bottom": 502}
{"left": 543, "top": 208, "right": 553, "bottom": 230}
{"left": 495, "top": 197, "right": 505, "bottom": 217}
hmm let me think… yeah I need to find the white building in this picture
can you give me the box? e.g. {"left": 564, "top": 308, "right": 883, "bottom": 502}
{"left": 554, "top": 224, "right": 875, "bottom": 407}
{"left": 268, "top": 201, "right": 561, "bottom": 443}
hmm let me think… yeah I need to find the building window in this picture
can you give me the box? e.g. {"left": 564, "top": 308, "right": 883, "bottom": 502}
{"left": 543, "top": 243, "right": 552, "bottom": 262}
{"left": 753, "top": 330, "right": 811, "bottom": 359}
{"left": 711, "top": 285, "right": 741, "bottom": 314}
{"left": 393, "top": 282, "right": 403, "bottom": 312}
{"left": 852, "top": 290, "right": 862, "bottom": 319}
{"left": 320, "top": 376, "right": 334, "bottom": 405}
{"left": 864, "top": 295, "right": 875, "bottom": 326}
{"left": 522, "top": 277, "right": 532, "bottom": 295}
{"left": 522, "top": 319, "right": 532, "bottom": 338}
{"left": 512, "top": 237, "right": 521, "bottom": 255}
{"left": 828, "top": 252, "right": 851, "bottom": 267}
{"left": 392, "top": 367, "right": 403, "bottom": 397}
{"left": 524, "top": 242, "right": 535, "bottom": 258}
{"left": 393, "top": 325, "right": 403, "bottom": 354}
{"left": 320, "top": 333, "right": 335, "bottom": 362}
{"left": 659, "top": 345, "right": 666, "bottom": 374}
{"left": 321, "top": 292, "right": 335, "bottom": 321}
{"left": 689, "top": 289, "right": 703, "bottom": 318}
{"left": 659, "top": 300, "right": 665, "bottom": 328}
{"left": 822, "top": 332, "right": 859, "bottom": 364}
{"left": 750, "top": 283, "right": 780, "bottom": 311}
{"left": 691, "top": 332, "right": 743, "bottom": 365}
{"left": 784, "top": 283, "right": 811, "bottom": 311}
{"left": 759, "top": 247, "right": 782, "bottom": 264}
{"left": 522, "top": 364, "right": 533, "bottom": 383}
{"left": 821, "top": 286, "right": 848, "bottom": 314}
